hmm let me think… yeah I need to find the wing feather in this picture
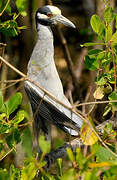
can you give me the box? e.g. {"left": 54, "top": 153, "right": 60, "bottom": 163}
{"left": 24, "top": 82, "right": 80, "bottom": 135}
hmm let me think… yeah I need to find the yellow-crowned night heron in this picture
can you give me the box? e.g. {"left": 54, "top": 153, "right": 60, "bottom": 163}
{"left": 24, "top": 5, "right": 83, "bottom": 146}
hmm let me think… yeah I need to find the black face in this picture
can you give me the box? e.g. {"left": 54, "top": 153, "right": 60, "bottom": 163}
{"left": 35, "top": 6, "right": 54, "bottom": 27}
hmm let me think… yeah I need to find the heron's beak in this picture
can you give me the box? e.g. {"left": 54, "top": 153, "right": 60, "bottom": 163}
{"left": 52, "top": 14, "right": 76, "bottom": 28}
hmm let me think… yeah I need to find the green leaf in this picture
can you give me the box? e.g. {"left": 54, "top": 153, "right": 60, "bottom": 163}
{"left": 41, "top": 170, "right": 56, "bottom": 180}
{"left": 16, "top": 0, "right": 27, "bottom": 16}
{"left": 22, "top": 128, "right": 32, "bottom": 157}
{"left": 76, "top": 148, "right": 85, "bottom": 167}
{"left": 6, "top": 129, "right": 21, "bottom": 148}
{"left": 95, "top": 76, "right": 107, "bottom": 86}
{"left": 91, "top": 15, "right": 102, "bottom": 34}
{"left": 0, "top": 121, "right": 10, "bottom": 134}
{"left": 22, "top": 158, "right": 46, "bottom": 179}
{"left": 108, "top": 91, "right": 117, "bottom": 107}
{"left": 109, "top": 166, "right": 117, "bottom": 176}
{"left": 0, "top": 103, "right": 8, "bottom": 116}
{"left": 66, "top": 147, "right": 75, "bottom": 162}
{"left": 81, "top": 42, "right": 105, "bottom": 47}
{"left": 61, "top": 168, "right": 76, "bottom": 180}
{"left": 101, "top": 59, "right": 110, "bottom": 68}
{"left": 103, "top": 71, "right": 115, "bottom": 84}
{"left": 90, "top": 15, "right": 105, "bottom": 39}
{"left": 104, "top": 7, "right": 115, "bottom": 23}
{"left": 39, "top": 136, "right": 51, "bottom": 154}
{"left": 0, "top": 20, "right": 19, "bottom": 37}
{"left": 0, "top": 94, "right": 10, "bottom": 117}
{"left": 13, "top": 110, "right": 25, "bottom": 125}
{"left": 111, "top": 31, "right": 117, "bottom": 47}
{"left": 21, "top": 162, "right": 37, "bottom": 180}
{"left": 0, "top": 168, "right": 9, "bottom": 180}
{"left": 103, "top": 104, "right": 112, "bottom": 116}
{"left": 83, "top": 170, "right": 98, "bottom": 180}
{"left": 93, "top": 144, "right": 117, "bottom": 162}
{"left": 105, "top": 25, "right": 112, "bottom": 42}
{"left": 0, "top": 0, "right": 11, "bottom": 14}
{"left": 7, "top": 92, "right": 22, "bottom": 115}
{"left": 88, "top": 49, "right": 102, "bottom": 56}
{"left": 53, "top": 138, "right": 64, "bottom": 149}
{"left": 104, "top": 122, "right": 113, "bottom": 133}
{"left": 5, "top": 3, "right": 11, "bottom": 14}
{"left": 97, "top": 51, "right": 106, "bottom": 61}
{"left": 85, "top": 55, "right": 99, "bottom": 70}
{"left": 9, "top": 164, "right": 21, "bottom": 180}
{"left": 103, "top": 83, "right": 112, "bottom": 94}
{"left": 0, "top": 113, "right": 6, "bottom": 120}
{"left": 0, "top": 140, "right": 4, "bottom": 152}
{"left": 57, "top": 158, "right": 63, "bottom": 176}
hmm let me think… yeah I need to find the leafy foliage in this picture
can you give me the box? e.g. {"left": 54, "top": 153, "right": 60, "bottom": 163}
{"left": 0, "top": 0, "right": 27, "bottom": 37}
{"left": 82, "top": 1, "right": 117, "bottom": 117}
{"left": 0, "top": 91, "right": 116, "bottom": 179}
{"left": 0, "top": 92, "right": 28, "bottom": 153}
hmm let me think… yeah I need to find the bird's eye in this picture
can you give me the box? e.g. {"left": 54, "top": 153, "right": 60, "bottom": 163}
{"left": 47, "top": 13, "right": 53, "bottom": 18}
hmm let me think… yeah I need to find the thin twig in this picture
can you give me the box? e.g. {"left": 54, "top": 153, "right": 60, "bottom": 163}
{"left": 0, "top": 43, "right": 7, "bottom": 46}
{"left": 33, "top": 93, "right": 46, "bottom": 120}
{"left": 82, "top": 85, "right": 92, "bottom": 114}
{"left": 110, "top": 40, "right": 116, "bottom": 90}
{"left": 0, "top": 44, "right": 7, "bottom": 94}
{"left": 76, "top": 100, "right": 117, "bottom": 107}
{"left": 1, "top": 82, "right": 18, "bottom": 91}
{"left": 0, "top": 148, "right": 14, "bottom": 161}
{"left": 18, "top": 121, "right": 32, "bottom": 127}
{"left": 6, "top": 80, "right": 25, "bottom": 101}
{"left": 0, "top": 78, "right": 25, "bottom": 84}
{"left": 75, "top": 48, "right": 87, "bottom": 81}
{"left": 0, "top": 0, "right": 11, "bottom": 16}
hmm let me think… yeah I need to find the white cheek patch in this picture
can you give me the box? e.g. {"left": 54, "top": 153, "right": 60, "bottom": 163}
{"left": 37, "top": 12, "right": 48, "bottom": 19}
{"left": 46, "top": 5, "right": 61, "bottom": 15}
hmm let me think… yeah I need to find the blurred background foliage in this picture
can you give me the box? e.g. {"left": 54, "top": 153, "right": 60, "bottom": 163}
{"left": 0, "top": 0, "right": 117, "bottom": 179}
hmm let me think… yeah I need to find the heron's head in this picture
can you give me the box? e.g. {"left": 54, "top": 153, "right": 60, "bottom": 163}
{"left": 36, "top": 5, "right": 75, "bottom": 28}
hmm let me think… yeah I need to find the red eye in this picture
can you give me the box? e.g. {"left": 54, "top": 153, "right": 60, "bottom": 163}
{"left": 47, "top": 13, "right": 53, "bottom": 18}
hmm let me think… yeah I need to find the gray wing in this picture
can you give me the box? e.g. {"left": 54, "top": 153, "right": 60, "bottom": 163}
{"left": 24, "top": 82, "right": 80, "bottom": 136}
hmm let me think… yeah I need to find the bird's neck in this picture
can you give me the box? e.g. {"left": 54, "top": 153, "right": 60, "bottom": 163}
{"left": 37, "top": 24, "right": 53, "bottom": 40}
{"left": 27, "top": 24, "right": 55, "bottom": 77}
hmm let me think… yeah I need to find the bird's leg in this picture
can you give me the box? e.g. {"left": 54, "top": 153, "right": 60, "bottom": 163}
{"left": 44, "top": 121, "right": 51, "bottom": 142}
{"left": 32, "top": 120, "right": 41, "bottom": 158}
{"left": 33, "top": 118, "right": 52, "bottom": 177}
{"left": 33, "top": 116, "right": 52, "bottom": 160}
